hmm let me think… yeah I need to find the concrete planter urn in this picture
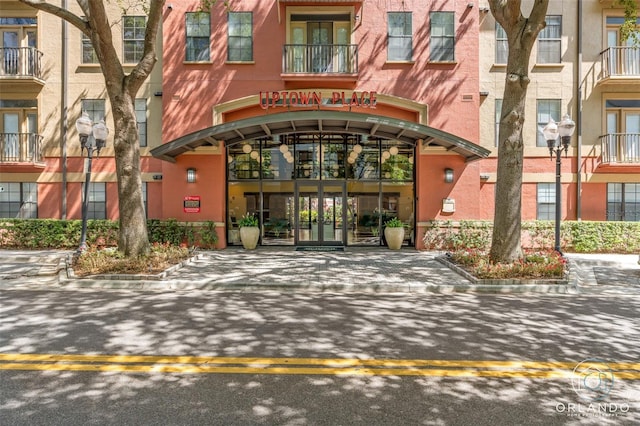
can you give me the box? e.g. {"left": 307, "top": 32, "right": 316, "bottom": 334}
{"left": 384, "top": 218, "right": 405, "bottom": 250}
{"left": 238, "top": 213, "right": 260, "bottom": 249}
{"left": 240, "top": 226, "right": 260, "bottom": 250}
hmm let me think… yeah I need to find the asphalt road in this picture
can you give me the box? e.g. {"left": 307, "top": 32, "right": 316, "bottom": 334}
{"left": 1, "top": 290, "right": 639, "bottom": 425}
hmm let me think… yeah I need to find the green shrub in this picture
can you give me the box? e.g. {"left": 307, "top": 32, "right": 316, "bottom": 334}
{"left": 422, "top": 220, "right": 640, "bottom": 253}
{"left": 0, "top": 219, "right": 219, "bottom": 250}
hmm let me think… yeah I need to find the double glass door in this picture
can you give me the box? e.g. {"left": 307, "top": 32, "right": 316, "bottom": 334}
{"left": 296, "top": 181, "right": 345, "bottom": 245}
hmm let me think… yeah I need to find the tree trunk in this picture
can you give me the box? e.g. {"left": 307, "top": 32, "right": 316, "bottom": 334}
{"left": 489, "top": 71, "right": 527, "bottom": 263}
{"left": 110, "top": 91, "right": 150, "bottom": 257}
{"left": 488, "top": 0, "right": 549, "bottom": 264}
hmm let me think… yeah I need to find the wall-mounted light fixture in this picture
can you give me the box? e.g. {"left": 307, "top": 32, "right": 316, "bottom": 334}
{"left": 186, "top": 168, "right": 196, "bottom": 183}
{"left": 444, "top": 168, "right": 454, "bottom": 183}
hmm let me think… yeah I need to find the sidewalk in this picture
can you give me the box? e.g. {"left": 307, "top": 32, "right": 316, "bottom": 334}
{"left": 0, "top": 248, "right": 639, "bottom": 294}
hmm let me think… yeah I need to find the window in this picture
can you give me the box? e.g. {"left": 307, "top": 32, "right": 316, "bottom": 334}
{"left": 496, "top": 24, "right": 507, "bottom": 64}
{"left": 81, "top": 99, "right": 105, "bottom": 123}
{"left": 87, "top": 182, "right": 106, "bottom": 220}
{"left": 0, "top": 18, "right": 38, "bottom": 75}
{"left": 605, "top": 99, "right": 640, "bottom": 163}
{"left": 1, "top": 101, "right": 38, "bottom": 162}
{"left": 81, "top": 26, "right": 98, "bottom": 64}
{"left": 537, "top": 183, "right": 555, "bottom": 220}
{"left": 228, "top": 12, "right": 252, "bottom": 62}
{"left": 430, "top": 11, "right": 454, "bottom": 62}
{"left": 186, "top": 12, "right": 210, "bottom": 62}
{"left": 123, "top": 16, "right": 146, "bottom": 63}
{"left": 608, "top": 183, "right": 640, "bottom": 221}
{"left": 538, "top": 16, "right": 561, "bottom": 64}
{"left": 495, "top": 99, "right": 503, "bottom": 147}
{"left": 0, "top": 182, "right": 37, "bottom": 218}
{"left": 536, "top": 99, "right": 561, "bottom": 147}
{"left": 135, "top": 98, "right": 147, "bottom": 147}
{"left": 388, "top": 12, "right": 412, "bottom": 61}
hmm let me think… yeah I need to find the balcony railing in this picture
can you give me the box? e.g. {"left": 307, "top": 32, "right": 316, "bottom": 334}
{"left": 0, "top": 133, "right": 44, "bottom": 164}
{"left": 283, "top": 44, "right": 358, "bottom": 74}
{"left": 601, "top": 46, "right": 640, "bottom": 79}
{"left": 600, "top": 133, "right": 640, "bottom": 164}
{"left": 0, "top": 47, "right": 44, "bottom": 80}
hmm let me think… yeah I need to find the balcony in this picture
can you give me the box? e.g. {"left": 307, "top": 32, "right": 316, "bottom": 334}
{"left": 282, "top": 44, "right": 358, "bottom": 82}
{"left": 0, "top": 47, "right": 44, "bottom": 85}
{"left": 599, "top": 46, "right": 640, "bottom": 85}
{"left": 0, "top": 133, "right": 44, "bottom": 164}
{"left": 600, "top": 133, "right": 640, "bottom": 165}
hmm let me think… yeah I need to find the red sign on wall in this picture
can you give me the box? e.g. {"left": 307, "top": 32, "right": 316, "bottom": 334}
{"left": 183, "top": 195, "right": 201, "bottom": 213}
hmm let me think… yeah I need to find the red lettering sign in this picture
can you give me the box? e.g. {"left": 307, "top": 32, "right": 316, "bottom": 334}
{"left": 183, "top": 195, "right": 201, "bottom": 213}
{"left": 259, "top": 91, "right": 377, "bottom": 109}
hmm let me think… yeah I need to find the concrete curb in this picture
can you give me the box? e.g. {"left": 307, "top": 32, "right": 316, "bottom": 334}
{"left": 61, "top": 253, "right": 204, "bottom": 282}
{"left": 435, "top": 255, "right": 579, "bottom": 294}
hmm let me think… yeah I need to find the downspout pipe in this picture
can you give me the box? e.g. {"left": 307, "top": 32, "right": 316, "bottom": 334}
{"left": 60, "top": 0, "right": 68, "bottom": 219}
{"left": 576, "top": 0, "right": 583, "bottom": 220}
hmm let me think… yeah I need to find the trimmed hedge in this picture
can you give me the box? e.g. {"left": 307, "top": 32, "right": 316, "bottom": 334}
{"left": 0, "top": 219, "right": 219, "bottom": 250}
{"left": 422, "top": 220, "right": 640, "bottom": 253}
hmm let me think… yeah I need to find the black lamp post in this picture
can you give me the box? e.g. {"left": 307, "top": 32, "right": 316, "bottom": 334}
{"left": 75, "top": 111, "right": 109, "bottom": 253}
{"left": 542, "top": 114, "right": 576, "bottom": 254}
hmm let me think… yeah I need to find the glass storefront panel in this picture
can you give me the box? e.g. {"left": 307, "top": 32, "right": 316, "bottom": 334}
{"left": 262, "top": 137, "right": 294, "bottom": 180}
{"left": 262, "top": 181, "right": 295, "bottom": 245}
{"left": 381, "top": 139, "right": 413, "bottom": 181}
{"left": 347, "top": 181, "right": 381, "bottom": 245}
{"left": 382, "top": 181, "right": 415, "bottom": 246}
{"left": 347, "top": 135, "right": 380, "bottom": 180}
{"left": 227, "top": 134, "right": 415, "bottom": 247}
{"left": 321, "top": 135, "right": 347, "bottom": 180}
{"left": 227, "top": 181, "right": 261, "bottom": 245}
{"left": 295, "top": 135, "right": 320, "bottom": 179}
{"left": 228, "top": 140, "right": 261, "bottom": 180}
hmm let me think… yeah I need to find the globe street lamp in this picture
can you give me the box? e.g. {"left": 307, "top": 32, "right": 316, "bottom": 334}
{"left": 75, "top": 111, "right": 109, "bottom": 253}
{"left": 542, "top": 114, "right": 576, "bottom": 254}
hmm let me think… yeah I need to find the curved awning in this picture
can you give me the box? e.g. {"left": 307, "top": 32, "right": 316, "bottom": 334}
{"left": 151, "top": 110, "right": 491, "bottom": 163}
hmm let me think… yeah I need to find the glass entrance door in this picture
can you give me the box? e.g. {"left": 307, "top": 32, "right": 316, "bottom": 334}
{"left": 296, "top": 181, "right": 345, "bottom": 245}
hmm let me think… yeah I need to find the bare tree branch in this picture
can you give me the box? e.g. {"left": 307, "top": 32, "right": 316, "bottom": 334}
{"left": 18, "top": 0, "right": 88, "bottom": 34}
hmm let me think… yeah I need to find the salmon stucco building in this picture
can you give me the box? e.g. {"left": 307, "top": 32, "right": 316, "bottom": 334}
{"left": 155, "top": 0, "right": 488, "bottom": 249}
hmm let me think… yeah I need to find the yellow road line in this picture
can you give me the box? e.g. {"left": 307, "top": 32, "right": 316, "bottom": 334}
{"left": 1, "top": 353, "right": 638, "bottom": 371}
{"left": 0, "top": 353, "right": 638, "bottom": 379}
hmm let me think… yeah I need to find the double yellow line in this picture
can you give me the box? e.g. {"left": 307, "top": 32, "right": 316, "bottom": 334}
{"left": 1, "top": 353, "right": 639, "bottom": 378}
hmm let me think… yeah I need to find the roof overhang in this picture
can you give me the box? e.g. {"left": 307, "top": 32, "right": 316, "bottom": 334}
{"left": 151, "top": 110, "right": 491, "bottom": 163}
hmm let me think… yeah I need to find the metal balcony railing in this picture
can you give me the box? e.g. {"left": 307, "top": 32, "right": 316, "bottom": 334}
{"left": 283, "top": 44, "right": 358, "bottom": 74}
{"left": 0, "top": 47, "right": 44, "bottom": 80}
{"left": 0, "top": 133, "right": 44, "bottom": 163}
{"left": 601, "top": 46, "right": 640, "bottom": 79}
{"left": 600, "top": 133, "right": 640, "bottom": 164}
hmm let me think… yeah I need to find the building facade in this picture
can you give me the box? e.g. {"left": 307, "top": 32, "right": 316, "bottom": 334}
{"left": 156, "top": 0, "right": 488, "bottom": 248}
{"left": 1, "top": 1, "right": 638, "bottom": 249}
{"left": 0, "top": 1, "right": 164, "bottom": 222}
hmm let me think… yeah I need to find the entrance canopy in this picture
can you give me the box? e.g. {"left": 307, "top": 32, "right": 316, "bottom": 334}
{"left": 150, "top": 110, "right": 491, "bottom": 163}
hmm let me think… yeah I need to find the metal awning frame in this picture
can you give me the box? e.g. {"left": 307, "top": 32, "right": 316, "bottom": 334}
{"left": 150, "top": 110, "right": 491, "bottom": 163}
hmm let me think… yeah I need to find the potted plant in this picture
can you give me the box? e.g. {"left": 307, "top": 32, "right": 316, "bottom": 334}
{"left": 384, "top": 217, "right": 405, "bottom": 250}
{"left": 238, "top": 213, "right": 260, "bottom": 249}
